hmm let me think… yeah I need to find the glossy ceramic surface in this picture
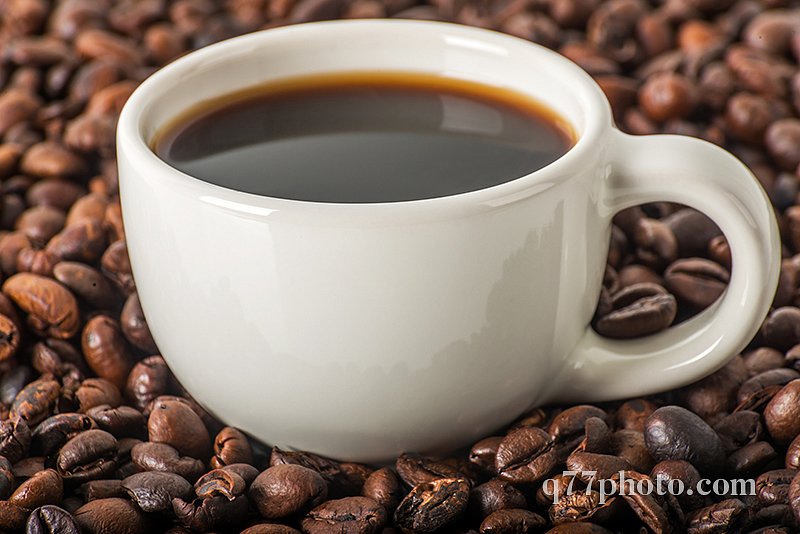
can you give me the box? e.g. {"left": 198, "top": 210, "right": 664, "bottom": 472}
{"left": 118, "top": 20, "right": 780, "bottom": 462}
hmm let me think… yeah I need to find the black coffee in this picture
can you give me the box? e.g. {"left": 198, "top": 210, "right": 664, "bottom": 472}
{"left": 153, "top": 72, "right": 574, "bottom": 203}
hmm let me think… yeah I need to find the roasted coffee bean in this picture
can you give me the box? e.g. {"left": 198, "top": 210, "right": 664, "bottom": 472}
{"left": 495, "top": 426, "right": 557, "bottom": 484}
{"left": 678, "top": 355, "right": 748, "bottom": 419}
{"left": 616, "top": 399, "right": 658, "bottom": 432}
{"left": 729, "top": 441, "right": 777, "bottom": 476}
{"left": 20, "top": 142, "right": 87, "bottom": 179}
{"left": 686, "top": 498, "right": 748, "bottom": 533}
{"left": 470, "top": 437, "right": 504, "bottom": 473}
{"left": 56, "top": 428, "right": 116, "bottom": 482}
{"left": 220, "top": 463, "right": 258, "bottom": 487}
{"left": 744, "top": 348, "right": 786, "bottom": 376}
{"left": 26, "top": 505, "right": 80, "bottom": 534}
{"left": 16, "top": 206, "right": 65, "bottom": 247}
{"left": 81, "top": 315, "right": 136, "bottom": 390}
{"left": 86, "top": 405, "right": 146, "bottom": 439}
{"left": 120, "top": 293, "right": 157, "bottom": 353}
{"left": 651, "top": 459, "right": 704, "bottom": 511}
{"left": 130, "top": 441, "right": 205, "bottom": 482}
{"left": 31, "top": 413, "right": 94, "bottom": 456}
{"left": 634, "top": 217, "right": 679, "bottom": 268}
{"left": 210, "top": 426, "right": 253, "bottom": 468}
{"left": 765, "top": 379, "right": 800, "bottom": 444}
{"left": 396, "top": 452, "right": 464, "bottom": 487}
{"left": 46, "top": 219, "right": 107, "bottom": 264}
{"left": 77, "top": 479, "right": 125, "bottom": 501}
{"left": 549, "top": 405, "right": 607, "bottom": 442}
{"left": 125, "top": 355, "right": 170, "bottom": 411}
{"left": 75, "top": 378, "right": 122, "bottom": 412}
{"left": 195, "top": 468, "right": 246, "bottom": 500}
{"left": 480, "top": 508, "right": 547, "bottom": 533}
{"left": 301, "top": 496, "right": 387, "bottom": 534}
{"left": 644, "top": 405, "right": 725, "bottom": 474}
{"left": 3, "top": 273, "right": 79, "bottom": 339}
{"left": 664, "top": 258, "right": 730, "bottom": 309}
{"left": 0, "top": 455, "right": 14, "bottom": 499}
{"left": 395, "top": 478, "right": 469, "bottom": 532}
{"left": 714, "top": 411, "right": 762, "bottom": 451}
{"left": 738, "top": 368, "right": 800, "bottom": 407}
{"left": 0, "top": 416, "right": 31, "bottom": 463}
{"left": 74, "top": 497, "right": 150, "bottom": 534}
{"left": 241, "top": 524, "right": 302, "bottom": 534}
{"left": 172, "top": 494, "right": 249, "bottom": 531}
{"left": 468, "top": 478, "right": 527, "bottom": 520}
{"left": 147, "top": 397, "right": 210, "bottom": 459}
{"left": 10, "top": 468, "right": 63, "bottom": 510}
{"left": 100, "top": 240, "right": 134, "bottom": 295}
{"left": 787, "top": 434, "right": 800, "bottom": 470}
{"left": 611, "top": 471, "right": 671, "bottom": 533}
{"left": 10, "top": 377, "right": 60, "bottom": 427}
{"left": 362, "top": 467, "right": 402, "bottom": 514}
{"left": 612, "top": 429, "right": 655, "bottom": 474}
{"left": 790, "top": 472, "right": 800, "bottom": 525}
{"left": 639, "top": 72, "right": 697, "bottom": 122}
{"left": 766, "top": 119, "right": 800, "bottom": 171}
{"left": 756, "top": 469, "right": 797, "bottom": 507}
{"left": 121, "top": 471, "right": 193, "bottom": 512}
{"left": 576, "top": 417, "right": 612, "bottom": 454}
{"left": 270, "top": 446, "right": 362, "bottom": 496}
{"left": 250, "top": 464, "right": 328, "bottom": 519}
{"left": 544, "top": 524, "right": 614, "bottom": 534}
{"left": 595, "top": 283, "right": 677, "bottom": 338}
{"left": 567, "top": 451, "right": 635, "bottom": 480}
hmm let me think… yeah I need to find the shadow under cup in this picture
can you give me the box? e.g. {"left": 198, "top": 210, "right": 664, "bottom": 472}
{"left": 117, "top": 20, "right": 614, "bottom": 462}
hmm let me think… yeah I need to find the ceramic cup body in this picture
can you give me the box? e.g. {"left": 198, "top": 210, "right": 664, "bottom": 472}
{"left": 118, "top": 20, "right": 780, "bottom": 462}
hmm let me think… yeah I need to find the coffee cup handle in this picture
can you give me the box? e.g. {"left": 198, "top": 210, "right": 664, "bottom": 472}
{"left": 544, "top": 129, "right": 781, "bottom": 403}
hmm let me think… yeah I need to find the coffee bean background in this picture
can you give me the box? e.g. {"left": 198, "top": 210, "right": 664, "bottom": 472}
{"left": 0, "top": 0, "right": 798, "bottom": 532}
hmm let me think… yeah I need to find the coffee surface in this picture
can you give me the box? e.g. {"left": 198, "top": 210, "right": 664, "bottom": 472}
{"left": 153, "top": 72, "right": 573, "bottom": 203}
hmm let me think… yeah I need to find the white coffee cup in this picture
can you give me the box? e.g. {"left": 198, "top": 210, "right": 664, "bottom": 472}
{"left": 118, "top": 20, "right": 780, "bottom": 463}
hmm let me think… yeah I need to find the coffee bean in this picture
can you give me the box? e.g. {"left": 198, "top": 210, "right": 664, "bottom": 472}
{"left": 611, "top": 429, "right": 654, "bottom": 474}
{"left": 86, "top": 405, "right": 146, "bottom": 439}
{"left": 124, "top": 355, "right": 170, "bottom": 411}
{"left": 480, "top": 509, "right": 547, "bottom": 534}
{"left": 121, "top": 471, "right": 193, "bottom": 512}
{"left": 0, "top": 416, "right": 31, "bottom": 464}
{"left": 75, "top": 377, "right": 122, "bottom": 412}
{"left": 766, "top": 119, "right": 800, "bottom": 171}
{"left": 10, "top": 468, "right": 63, "bottom": 510}
{"left": 81, "top": 314, "right": 136, "bottom": 390}
{"left": 66, "top": 193, "right": 107, "bottom": 226}
{"left": 26, "top": 505, "right": 80, "bottom": 534}
{"left": 545, "top": 524, "right": 614, "bottom": 533}
{"left": 714, "top": 411, "right": 763, "bottom": 452}
{"left": 616, "top": 399, "right": 658, "bottom": 432}
{"left": 74, "top": 497, "right": 150, "bottom": 534}
{"left": 16, "top": 206, "right": 66, "bottom": 247}
{"left": 56, "top": 428, "right": 117, "bottom": 482}
{"left": 765, "top": 379, "right": 800, "bottom": 444}
{"left": 362, "top": 467, "right": 402, "bottom": 514}
{"left": 395, "top": 478, "right": 469, "bottom": 532}
{"left": 396, "top": 452, "right": 464, "bottom": 487}
{"left": 119, "top": 293, "right": 157, "bottom": 353}
{"left": 172, "top": 494, "right": 249, "bottom": 531}
{"left": 610, "top": 471, "right": 671, "bottom": 533}
{"left": 790, "top": 472, "right": 800, "bottom": 525}
{"left": 208, "top": 426, "right": 252, "bottom": 469}
{"left": 756, "top": 469, "right": 797, "bottom": 507}
{"left": 76, "top": 479, "right": 125, "bottom": 501}
{"left": 665, "top": 258, "right": 730, "bottom": 309}
{"left": 762, "top": 307, "right": 800, "bottom": 351}
{"left": 729, "top": 441, "right": 777, "bottom": 476}
{"left": 644, "top": 405, "right": 726, "bottom": 474}
{"left": 31, "top": 413, "right": 94, "bottom": 456}
{"left": 147, "top": 397, "right": 210, "bottom": 460}
{"left": 250, "top": 464, "right": 328, "bottom": 519}
{"left": 744, "top": 348, "right": 786, "bottom": 376}
{"left": 100, "top": 240, "right": 134, "bottom": 295}
{"left": 576, "top": 417, "right": 612, "bottom": 454}
{"left": 678, "top": 355, "right": 748, "bottom": 419}
{"left": 738, "top": 368, "right": 800, "bottom": 408}
{"left": 3, "top": 273, "right": 79, "bottom": 339}
{"left": 495, "top": 426, "right": 557, "bottom": 485}
{"left": 301, "top": 496, "right": 386, "bottom": 534}
{"left": 241, "top": 524, "right": 303, "bottom": 534}
{"left": 271, "top": 446, "right": 364, "bottom": 496}
{"left": 595, "top": 283, "right": 677, "bottom": 338}
{"left": 468, "top": 478, "right": 527, "bottom": 520}
{"left": 195, "top": 468, "right": 246, "bottom": 500}
{"left": 788, "top": 435, "right": 800, "bottom": 470}
{"left": 686, "top": 498, "right": 748, "bottom": 533}
{"left": 639, "top": 72, "right": 697, "bottom": 122}
{"left": 567, "top": 451, "right": 635, "bottom": 480}
{"left": 10, "top": 377, "right": 60, "bottom": 427}
{"left": 651, "top": 459, "right": 704, "bottom": 511}
{"left": 130, "top": 441, "right": 205, "bottom": 482}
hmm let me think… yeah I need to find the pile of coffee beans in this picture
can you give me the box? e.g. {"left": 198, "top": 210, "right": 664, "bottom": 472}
{"left": 0, "top": 0, "right": 798, "bottom": 532}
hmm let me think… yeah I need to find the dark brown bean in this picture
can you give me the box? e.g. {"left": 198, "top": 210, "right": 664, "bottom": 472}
{"left": 644, "top": 405, "right": 725, "bottom": 474}
{"left": 147, "top": 397, "right": 211, "bottom": 460}
{"left": 26, "top": 504, "right": 80, "bottom": 534}
{"left": 81, "top": 315, "right": 135, "bottom": 390}
{"left": 125, "top": 355, "right": 170, "bottom": 411}
{"left": 396, "top": 452, "right": 464, "bottom": 487}
{"left": 395, "top": 478, "right": 469, "bottom": 532}
{"left": 120, "top": 293, "right": 157, "bottom": 353}
{"left": 765, "top": 380, "right": 800, "bottom": 444}
{"left": 301, "top": 496, "right": 386, "bottom": 534}
{"left": 130, "top": 441, "right": 205, "bottom": 482}
{"left": 250, "top": 464, "right": 328, "bottom": 519}
{"left": 56, "top": 429, "right": 117, "bottom": 482}
{"left": 172, "top": 494, "right": 249, "bottom": 531}
{"left": 10, "top": 377, "right": 60, "bottom": 427}
{"left": 31, "top": 413, "right": 94, "bottom": 456}
{"left": 121, "top": 471, "right": 193, "bottom": 512}
{"left": 3, "top": 273, "right": 79, "bottom": 339}
{"left": 665, "top": 258, "right": 730, "bottom": 308}
{"left": 686, "top": 498, "right": 748, "bottom": 533}
{"left": 210, "top": 426, "right": 253, "bottom": 468}
{"left": 74, "top": 497, "right": 150, "bottom": 534}
{"left": 495, "top": 426, "right": 557, "bottom": 484}
{"left": 53, "top": 261, "right": 118, "bottom": 310}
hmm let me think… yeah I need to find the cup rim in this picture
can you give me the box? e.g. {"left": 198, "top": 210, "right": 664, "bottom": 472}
{"left": 118, "top": 19, "right": 612, "bottom": 216}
